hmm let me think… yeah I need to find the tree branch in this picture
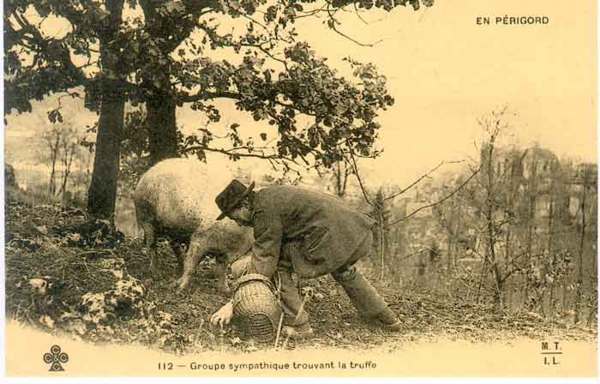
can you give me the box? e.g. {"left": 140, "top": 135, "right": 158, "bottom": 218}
{"left": 182, "top": 144, "right": 298, "bottom": 164}
{"left": 178, "top": 90, "right": 240, "bottom": 102}
{"left": 384, "top": 160, "right": 465, "bottom": 202}
{"left": 353, "top": 2, "right": 370, "bottom": 25}
{"left": 347, "top": 145, "right": 372, "bottom": 205}
{"left": 295, "top": 5, "right": 329, "bottom": 19}
{"left": 389, "top": 166, "right": 481, "bottom": 226}
{"left": 326, "top": 3, "right": 382, "bottom": 47}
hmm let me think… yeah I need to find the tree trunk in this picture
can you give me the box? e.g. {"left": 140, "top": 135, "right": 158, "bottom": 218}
{"left": 379, "top": 211, "right": 385, "bottom": 280}
{"left": 547, "top": 191, "right": 556, "bottom": 316}
{"left": 504, "top": 227, "right": 512, "bottom": 310}
{"left": 137, "top": 2, "right": 181, "bottom": 166}
{"left": 59, "top": 144, "right": 75, "bottom": 199}
{"left": 146, "top": 91, "right": 179, "bottom": 165}
{"left": 86, "top": 0, "right": 125, "bottom": 221}
{"left": 333, "top": 159, "right": 350, "bottom": 197}
{"left": 493, "top": 268, "right": 504, "bottom": 310}
{"left": 48, "top": 135, "right": 60, "bottom": 196}
{"left": 587, "top": 238, "right": 597, "bottom": 326}
{"left": 446, "top": 235, "right": 453, "bottom": 271}
{"left": 87, "top": 84, "right": 125, "bottom": 220}
{"left": 524, "top": 161, "right": 539, "bottom": 310}
{"left": 335, "top": 161, "right": 342, "bottom": 197}
{"left": 574, "top": 171, "right": 588, "bottom": 323}
{"left": 485, "top": 145, "right": 503, "bottom": 310}
{"left": 562, "top": 270, "right": 569, "bottom": 312}
{"left": 475, "top": 253, "right": 487, "bottom": 304}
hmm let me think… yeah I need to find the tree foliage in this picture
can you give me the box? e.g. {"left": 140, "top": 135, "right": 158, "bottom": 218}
{"left": 6, "top": 0, "right": 432, "bottom": 158}
{"left": 5, "top": 0, "right": 433, "bottom": 217}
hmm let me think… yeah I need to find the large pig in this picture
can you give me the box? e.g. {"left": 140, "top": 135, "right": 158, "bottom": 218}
{"left": 133, "top": 158, "right": 254, "bottom": 292}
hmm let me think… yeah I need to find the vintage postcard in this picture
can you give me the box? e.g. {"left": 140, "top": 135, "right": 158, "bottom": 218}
{"left": 2, "top": 0, "right": 597, "bottom": 380}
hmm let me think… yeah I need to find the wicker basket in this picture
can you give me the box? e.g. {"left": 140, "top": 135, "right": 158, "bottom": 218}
{"left": 232, "top": 274, "right": 282, "bottom": 343}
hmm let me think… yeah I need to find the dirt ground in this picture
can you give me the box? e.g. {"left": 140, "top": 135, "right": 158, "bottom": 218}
{"left": 5, "top": 199, "right": 597, "bottom": 355}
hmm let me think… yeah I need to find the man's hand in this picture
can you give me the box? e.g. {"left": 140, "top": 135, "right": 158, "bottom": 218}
{"left": 210, "top": 301, "right": 234, "bottom": 328}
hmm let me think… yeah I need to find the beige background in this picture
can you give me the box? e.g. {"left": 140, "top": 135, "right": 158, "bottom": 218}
{"left": 3, "top": 0, "right": 598, "bottom": 379}
{"left": 296, "top": 0, "right": 597, "bottom": 183}
{"left": 5, "top": 321, "right": 598, "bottom": 377}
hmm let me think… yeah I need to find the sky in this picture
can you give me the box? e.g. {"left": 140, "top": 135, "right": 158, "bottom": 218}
{"left": 292, "top": 0, "right": 597, "bottom": 184}
{"left": 4, "top": 0, "right": 597, "bottom": 190}
{"left": 179, "top": 0, "right": 598, "bottom": 187}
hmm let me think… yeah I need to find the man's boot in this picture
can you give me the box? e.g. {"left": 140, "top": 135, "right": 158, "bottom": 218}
{"left": 371, "top": 307, "right": 402, "bottom": 331}
{"left": 281, "top": 323, "right": 314, "bottom": 339}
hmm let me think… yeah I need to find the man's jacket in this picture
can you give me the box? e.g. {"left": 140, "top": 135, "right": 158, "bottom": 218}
{"left": 248, "top": 185, "right": 376, "bottom": 279}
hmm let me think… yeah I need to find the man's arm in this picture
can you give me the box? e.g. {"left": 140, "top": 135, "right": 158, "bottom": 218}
{"left": 247, "top": 201, "right": 283, "bottom": 278}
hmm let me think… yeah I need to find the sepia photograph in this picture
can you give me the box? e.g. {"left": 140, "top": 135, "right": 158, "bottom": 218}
{"left": 2, "top": 0, "right": 598, "bottom": 379}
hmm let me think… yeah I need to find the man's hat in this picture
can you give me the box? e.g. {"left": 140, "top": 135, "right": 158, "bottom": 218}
{"left": 215, "top": 179, "right": 255, "bottom": 220}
